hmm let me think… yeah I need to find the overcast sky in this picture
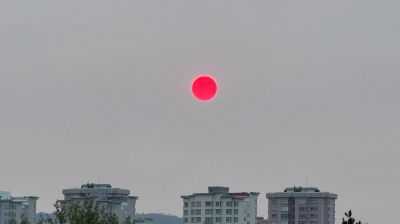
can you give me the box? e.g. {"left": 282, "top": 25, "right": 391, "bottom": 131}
{"left": 1, "top": 1, "right": 399, "bottom": 224}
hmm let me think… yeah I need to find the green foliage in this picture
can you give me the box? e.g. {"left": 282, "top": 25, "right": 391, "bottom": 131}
{"left": 9, "top": 217, "right": 18, "bottom": 224}
{"left": 20, "top": 214, "right": 30, "bottom": 224}
{"left": 342, "top": 209, "right": 361, "bottom": 224}
{"left": 123, "top": 216, "right": 135, "bottom": 224}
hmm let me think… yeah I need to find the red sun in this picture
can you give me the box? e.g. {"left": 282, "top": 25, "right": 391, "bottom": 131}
{"left": 192, "top": 76, "right": 217, "bottom": 101}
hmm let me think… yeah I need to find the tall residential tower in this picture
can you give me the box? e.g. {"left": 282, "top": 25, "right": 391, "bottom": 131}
{"left": 0, "top": 191, "right": 38, "bottom": 224}
{"left": 181, "top": 186, "right": 259, "bottom": 224}
{"left": 266, "top": 187, "right": 337, "bottom": 224}
{"left": 60, "top": 183, "right": 138, "bottom": 224}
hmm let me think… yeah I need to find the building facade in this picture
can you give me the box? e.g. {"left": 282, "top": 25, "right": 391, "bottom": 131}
{"left": 181, "top": 186, "right": 259, "bottom": 224}
{"left": 0, "top": 191, "right": 38, "bottom": 224}
{"left": 256, "top": 217, "right": 268, "bottom": 224}
{"left": 266, "top": 187, "right": 337, "bottom": 224}
{"left": 60, "top": 183, "right": 138, "bottom": 224}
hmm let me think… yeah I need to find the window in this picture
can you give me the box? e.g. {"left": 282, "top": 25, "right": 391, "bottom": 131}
{"left": 272, "top": 214, "right": 277, "bottom": 218}
{"left": 326, "top": 214, "right": 330, "bottom": 218}
{"left": 190, "top": 210, "right": 194, "bottom": 215}
{"left": 326, "top": 207, "right": 330, "bottom": 211}
{"left": 215, "top": 217, "right": 221, "bottom": 223}
{"left": 184, "top": 210, "right": 188, "bottom": 215}
{"left": 298, "top": 200, "right": 307, "bottom": 205}
{"left": 299, "top": 207, "right": 308, "bottom": 212}
{"left": 272, "top": 200, "right": 277, "bottom": 204}
{"left": 226, "top": 209, "right": 232, "bottom": 215}
{"left": 234, "top": 217, "right": 239, "bottom": 223}
{"left": 298, "top": 222, "right": 307, "bottom": 224}
{"left": 216, "top": 201, "right": 221, "bottom": 207}
{"left": 205, "top": 201, "right": 213, "bottom": 207}
{"left": 272, "top": 207, "right": 277, "bottom": 211}
{"left": 234, "top": 209, "right": 238, "bottom": 215}
{"left": 190, "top": 217, "right": 194, "bottom": 223}
{"left": 205, "top": 209, "right": 213, "bottom": 215}
{"left": 325, "top": 222, "right": 329, "bottom": 224}
{"left": 205, "top": 217, "right": 213, "bottom": 222}
{"left": 310, "top": 207, "right": 318, "bottom": 211}
{"left": 311, "top": 222, "right": 318, "bottom": 224}
{"left": 184, "top": 202, "right": 188, "bottom": 207}
{"left": 281, "top": 222, "right": 288, "bottom": 224}
{"left": 299, "top": 214, "right": 307, "bottom": 219}
{"left": 4, "top": 212, "right": 7, "bottom": 217}
{"left": 326, "top": 200, "right": 330, "bottom": 204}
{"left": 247, "top": 214, "right": 250, "bottom": 217}
{"left": 281, "top": 207, "right": 289, "bottom": 211}
{"left": 281, "top": 214, "right": 289, "bottom": 218}
{"left": 195, "top": 201, "right": 201, "bottom": 207}
{"left": 226, "top": 217, "right": 232, "bottom": 223}
{"left": 195, "top": 209, "right": 201, "bottom": 215}
{"left": 234, "top": 201, "right": 239, "bottom": 207}
{"left": 226, "top": 201, "right": 232, "bottom": 207}
{"left": 183, "top": 218, "right": 188, "bottom": 223}
{"left": 216, "top": 209, "right": 221, "bottom": 214}
{"left": 271, "top": 222, "right": 277, "bottom": 224}
{"left": 310, "top": 214, "right": 318, "bottom": 218}
{"left": 310, "top": 200, "right": 318, "bottom": 204}
{"left": 195, "top": 217, "right": 201, "bottom": 223}
{"left": 281, "top": 200, "right": 288, "bottom": 204}
{"left": 191, "top": 202, "right": 195, "bottom": 207}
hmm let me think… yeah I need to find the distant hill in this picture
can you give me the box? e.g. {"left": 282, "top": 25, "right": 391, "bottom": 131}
{"left": 36, "top": 212, "right": 182, "bottom": 224}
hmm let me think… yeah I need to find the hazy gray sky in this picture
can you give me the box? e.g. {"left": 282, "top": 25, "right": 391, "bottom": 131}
{"left": 1, "top": 1, "right": 399, "bottom": 223}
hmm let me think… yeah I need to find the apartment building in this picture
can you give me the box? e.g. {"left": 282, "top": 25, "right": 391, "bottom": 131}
{"left": 256, "top": 217, "right": 268, "bottom": 224}
{"left": 0, "top": 191, "right": 38, "bottom": 224}
{"left": 60, "top": 183, "right": 138, "bottom": 224}
{"left": 266, "top": 187, "right": 337, "bottom": 224}
{"left": 181, "top": 186, "right": 259, "bottom": 224}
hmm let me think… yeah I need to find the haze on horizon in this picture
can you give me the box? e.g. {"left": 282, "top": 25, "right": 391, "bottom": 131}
{"left": 1, "top": 2, "right": 399, "bottom": 224}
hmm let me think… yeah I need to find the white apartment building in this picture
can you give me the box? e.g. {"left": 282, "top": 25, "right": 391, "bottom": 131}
{"left": 181, "top": 187, "right": 259, "bottom": 224}
{"left": 59, "top": 183, "right": 138, "bottom": 224}
{"left": 0, "top": 191, "right": 38, "bottom": 224}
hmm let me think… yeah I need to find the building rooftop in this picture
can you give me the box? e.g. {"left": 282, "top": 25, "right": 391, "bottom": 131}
{"left": 266, "top": 186, "right": 337, "bottom": 199}
{"left": 181, "top": 187, "right": 259, "bottom": 199}
{"left": 81, "top": 183, "right": 112, "bottom": 189}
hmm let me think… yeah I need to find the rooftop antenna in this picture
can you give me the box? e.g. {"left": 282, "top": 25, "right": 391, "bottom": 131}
{"left": 306, "top": 176, "right": 307, "bottom": 189}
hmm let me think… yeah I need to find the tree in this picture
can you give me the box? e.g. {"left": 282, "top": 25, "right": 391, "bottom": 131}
{"left": 342, "top": 209, "right": 361, "bottom": 224}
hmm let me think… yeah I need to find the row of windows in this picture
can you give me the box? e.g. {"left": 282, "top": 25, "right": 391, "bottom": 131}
{"left": 3, "top": 213, "right": 16, "bottom": 217}
{"left": 1, "top": 205, "right": 17, "bottom": 210}
{"left": 184, "top": 209, "right": 240, "bottom": 215}
{"left": 183, "top": 217, "right": 240, "bottom": 223}
{"left": 184, "top": 201, "right": 240, "bottom": 207}
{"left": 270, "top": 222, "right": 330, "bottom": 224}
{"left": 271, "top": 200, "right": 331, "bottom": 205}
{"left": 101, "top": 205, "right": 116, "bottom": 211}
{"left": 271, "top": 214, "right": 330, "bottom": 219}
{"left": 271, "top": 206, "right": 330, "bottom": 212}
